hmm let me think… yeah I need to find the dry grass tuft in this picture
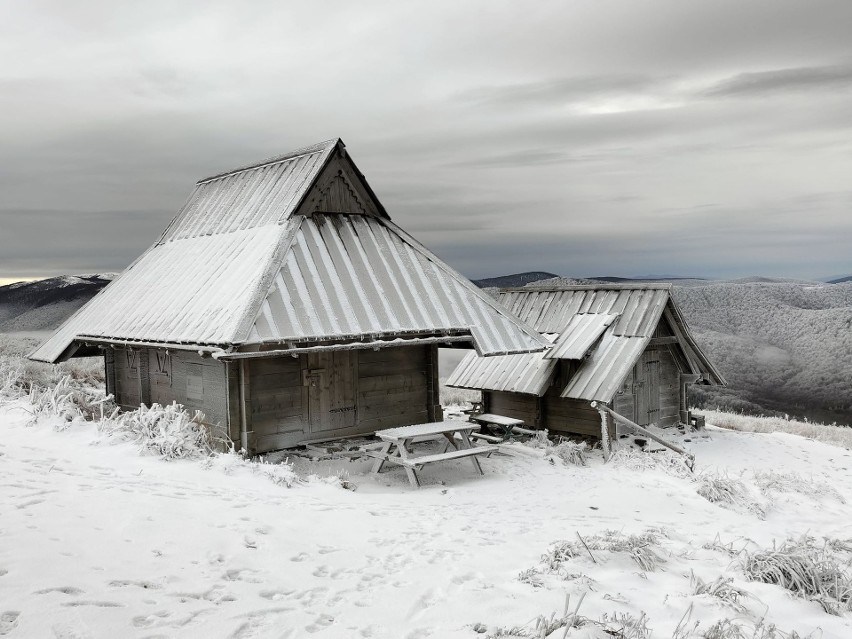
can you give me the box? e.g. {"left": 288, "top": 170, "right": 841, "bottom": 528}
{"left": 543, "top": 529, "right": 666, "bottom": 574}
{"left": 699, "top": 409, "right": 852, "bottom": 450}
{"left": 740, "top": 535, "right": 852, "bottom": 615}
{"left": 99, "top": 402, "right": 227, "bottom": 460}
{"left": 690, "top": 572, "right": 752, "bottom": 613}
{"left": 752, "top": 470, "right": 845, "bottom": 504}
{"left": 696, "top": 471, "right": 767, "bottom": 519}
{"left": 609, "top": 446, "right": 694, "bottom": 478}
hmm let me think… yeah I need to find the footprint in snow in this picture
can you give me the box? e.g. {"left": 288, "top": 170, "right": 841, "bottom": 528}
{"left": 35, "top": 586, "right": 86, "bottom": 595}
{"left": 0, "top": 612, "right": 20, "bottom": 636}
{"left": 305, "top": 613, "right": 334, "bottom": 633}
{"left": 290, "top": 552, "right": 309, "bottom": 562}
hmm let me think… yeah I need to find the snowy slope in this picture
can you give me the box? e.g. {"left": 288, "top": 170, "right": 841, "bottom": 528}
{"left": 1, "top": 403, "right": 850, "bottom": 638}
{"left": 0, "top": 274, "right": 115, "bottom": 333}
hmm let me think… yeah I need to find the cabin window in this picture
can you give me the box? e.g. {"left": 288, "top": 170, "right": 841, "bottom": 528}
{"left": 186, "top": 363, "right": 204, "bottom": 400}
{"left": 153, "top": 351, "right": 172, "bottom": 381}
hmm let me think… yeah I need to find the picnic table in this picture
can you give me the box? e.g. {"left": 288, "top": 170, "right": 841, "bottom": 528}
{"left": 470, "top": 413, "right": 536, "bottom": 441}
{"left": 368, "top": 422, "right": 498, "bottom": 488}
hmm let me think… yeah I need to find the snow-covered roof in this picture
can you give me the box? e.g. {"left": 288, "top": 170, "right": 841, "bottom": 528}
{"left": 446, "top": 285, "right": 724, "bottom": 402}
{"left": 30, "top": 140, "right": 547, "bottom": 363}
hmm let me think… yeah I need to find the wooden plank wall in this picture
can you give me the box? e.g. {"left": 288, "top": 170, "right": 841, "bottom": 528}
{"left": 111, "top": 347, "right": 230, "bottom": 441}
{"left": 657, "top": 348, "right": 681, "bottom": 426}
{"left": 485, "top": 391, "right": 540, "bottom": 427}
{"left": 247, "top": 356, "right": 306, "bottom": 452}
{"left": 357, "top": 345, "right": 430, "bottom": 431}
{"left": 610, "top": 346, "right": 681, "bottom": 428}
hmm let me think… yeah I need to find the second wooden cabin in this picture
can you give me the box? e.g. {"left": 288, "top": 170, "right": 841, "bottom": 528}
{"left": 446, "top": 284, "right": 725, "bottom": 438}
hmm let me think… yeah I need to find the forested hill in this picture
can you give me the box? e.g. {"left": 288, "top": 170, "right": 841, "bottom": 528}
{"left": 671, "top": 281, "right": 852, "bottom": 423}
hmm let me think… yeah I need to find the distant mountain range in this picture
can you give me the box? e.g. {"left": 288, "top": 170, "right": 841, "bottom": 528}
{"left": 3, "top": 271, "right": 851, "bottom": 425}
{"left": 0, "top": 274, "right": 114, "bottom": 333}
{"left": 828, "top": 275, "right": 852, "bottom": 284}
{"left": 471, "top": 272, "right": 558, "bottom": 288}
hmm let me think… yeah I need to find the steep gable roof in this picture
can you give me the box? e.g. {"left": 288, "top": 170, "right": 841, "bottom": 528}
{"left": 31, "top": 140, "right": 546, "bottom": 363}
{"left": 446, "top": 284, "right": 725, "bottom": 402}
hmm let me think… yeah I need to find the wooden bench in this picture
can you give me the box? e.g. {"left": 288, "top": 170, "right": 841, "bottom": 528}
{"left": 471, "top": 413, "right": 536, "bottom": 440}
{"left": 370, "top": 422, "right": 497, "bottom": 488}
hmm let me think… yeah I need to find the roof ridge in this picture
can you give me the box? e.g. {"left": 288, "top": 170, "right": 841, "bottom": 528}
{"left": 502, "top": 283, "right": 673, "bottom": 292}
{"left": 197, "top": 138, "right": 341, "bottom": 184}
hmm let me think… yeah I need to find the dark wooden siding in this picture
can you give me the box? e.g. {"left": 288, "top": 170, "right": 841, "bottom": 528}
{"left": 112, "top": 347, "right": 230, "bottom": 440}
{"left": 485, "top": 391, "right": 540, "bottom": 426}
{"left": 357, "top": 345, "right": 431, "bottom": 431}
{"left": 248, "top": 356, "right": 307, "bottom": 452}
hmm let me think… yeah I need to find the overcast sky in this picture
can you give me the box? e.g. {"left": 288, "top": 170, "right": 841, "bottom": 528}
{"left": 1, "top": 0, "right": 851, "bottom": 285}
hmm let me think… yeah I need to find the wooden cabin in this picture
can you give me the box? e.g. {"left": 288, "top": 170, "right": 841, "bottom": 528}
{"left": 446, "top": 284, "right": 725, "bottom": 438}
{"left": 30, "top": 139, "right": 546, "bottom": 454}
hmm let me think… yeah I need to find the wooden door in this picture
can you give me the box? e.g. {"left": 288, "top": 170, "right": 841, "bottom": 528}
{"left": 306, "top": 351, "right": 356, "bottom": 434}
{"left": 634, "top": 351, "right": 660, "bottom": 426}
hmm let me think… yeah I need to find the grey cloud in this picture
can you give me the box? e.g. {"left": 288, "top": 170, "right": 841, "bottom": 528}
{"left": 459, "top": 74, "right": 661, "bottom": 108}
{"left": 702, "top": 64, "right": 852, "bottom": 98}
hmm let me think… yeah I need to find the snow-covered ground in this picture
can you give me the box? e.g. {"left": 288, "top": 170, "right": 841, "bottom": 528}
{"left": 1, "top": 402, "right": 851, "bottom": 638}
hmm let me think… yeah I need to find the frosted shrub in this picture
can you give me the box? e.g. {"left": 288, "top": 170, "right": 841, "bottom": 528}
{"left": 609, "top": 446, "right": 694, "bottom": 479}
{"left": 543, "top": 529, "right": 666, "bottom": 574}
{"left": 690, "top": 573, "right": 751, "bottom": 612}
{"left": 524, "top": 431, "right": 589, "bottom": 467}
{"left": 99, "top": 402, "right": 223, "bottom": 460}
{"left": 26, "top": 375, "right": 112, "bottom": 427}
{"left": 740, "top": 536, "right": 852, "bottom": 615}
{"left": 252, "top": 457, "right": 299, "bottom": 488}
{"left": 696, "top": 471, "right": 766, "bottom": 519}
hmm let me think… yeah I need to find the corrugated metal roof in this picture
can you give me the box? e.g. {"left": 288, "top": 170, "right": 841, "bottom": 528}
{"left": 160, "top": 140, "right": 337, "bottom": 242}
{"left": 249, "top": 215, "right": 547, "bottom": 356}
{"left": 31, "top": 140, "right": 548, "bottom": 362}
{"left": 499, "top": 286, "right": 670, "bottom": 337}
{"left": 446, "top": 283, "right": 722, "bottom": 403}
{"left": 545, "top": 313, "right": 617, "bottom": 359}
{"left": 560, "top": 331, "right": 649, "bottom": 401}
{"left": 30, "top": 225, "right": 289, "bottom": 362}
{"left": 445, "top": 350, "right": 556, "bottom": 396}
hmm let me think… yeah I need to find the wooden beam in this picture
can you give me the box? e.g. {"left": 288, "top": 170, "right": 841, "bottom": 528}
{"left": 218, "top": 335, "right": 473, "bottom": 359}
{"left": 592, "top": 401, "right": 694, "bottom": 469}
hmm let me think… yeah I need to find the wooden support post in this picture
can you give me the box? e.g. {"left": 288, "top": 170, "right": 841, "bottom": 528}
{"left": 238, "top": 359, "right": 255, "bottom": 456}
{"left": 426, "top": 344, "right": 442, "bottom": 422}
{"left": 592, "top": 401, "right": 695, "bottom": 469}
{"left": 597, "top": 406, "right": 612, "bottom": 462}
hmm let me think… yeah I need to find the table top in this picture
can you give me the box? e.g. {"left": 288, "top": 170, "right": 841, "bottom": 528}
{"left": 375, "top": 421, "right": 480, "bottom": 440}
{"left": 472, "top": 413, "right": 525, "bottom": 427}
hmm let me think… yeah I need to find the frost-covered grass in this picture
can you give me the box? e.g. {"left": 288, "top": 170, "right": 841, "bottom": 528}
{"left": 741, "top": 536, "right": 852, "bottom": 616}
{"left": 523, "top": 430, "right": 589, "bottom": 467}
{"left": 696, "top": 471, "right": 767, "bottom": 519}
{"left": 540, "top": 529, "right": 667, "bottom": 574}
{"left": 439, "top": 382, "right": 480, "bottom": 407}
{"left": 700, "top": 409, "right": 852, "bottom": 449}
{"left": 610, "top": 445, "right": 694, "bottom": 478}
{"left": 98, "top": 401, "right": 226, "bottom": 460}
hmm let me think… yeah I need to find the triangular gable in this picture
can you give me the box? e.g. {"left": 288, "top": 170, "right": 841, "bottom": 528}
{"left": 545, "top": 313, "right": 618, "bottom": 360}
